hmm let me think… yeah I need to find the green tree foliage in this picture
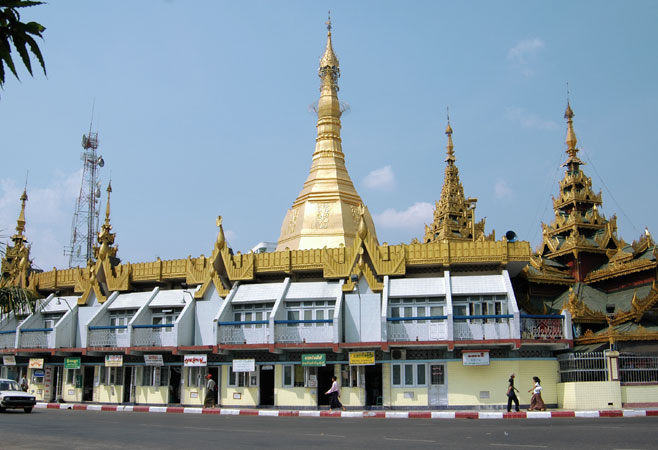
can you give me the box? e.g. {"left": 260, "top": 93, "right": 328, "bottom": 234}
{"left": 0, "top": 286, "right": 37, "bottom": 319}
{"left": 0, "top": 0, "right": 46, "bottom": 89}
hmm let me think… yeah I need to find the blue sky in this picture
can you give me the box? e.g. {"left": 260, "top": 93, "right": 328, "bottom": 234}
{"left": 1, "top": 0, "right": 657, "bottom": 270}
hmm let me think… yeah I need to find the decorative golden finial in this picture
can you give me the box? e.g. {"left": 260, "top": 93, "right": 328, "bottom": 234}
{"left": 319, "top": 12, "right": 340, "bottom": 86}
{"left": 357, "top": 204, "right": 368, "bottom": 240}
{"left": 15, "top": 189, "right": 28, "bottom": 237}
{"left": 97, "top": 182, "right": 116, "bottom": 261}
{"left": 325, "top": 10, "right": 332, "bottom": 32}
{"left": 215, "top": 215, "right": 226, "bottom": 250}
{"left": 445, "top": 108, "right": 455, "bottom": 165}
{"left": 104, "top": 181, "right": 112, "bottom": 227}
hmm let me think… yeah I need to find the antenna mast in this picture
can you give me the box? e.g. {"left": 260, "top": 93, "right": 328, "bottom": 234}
{"left": 64, "top": 113, "right": 105, "bottom": 267}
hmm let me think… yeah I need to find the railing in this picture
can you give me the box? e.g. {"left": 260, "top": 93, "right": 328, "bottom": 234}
{"left": 557, "top": 352, "right": 608, "bottom": 382}
{"left": 0, "top": 330, "right": 16, "bottom": 349}
{"left": 18, "top": 328, "right": 53, "bottom": 348}
{"left": 87, "top": 326, "right": 130, "bottom": 347}
{"left": 274, "top": 320, "right": 333, "bottom": 343}
{"left": 218, "top": 321, "right": 269, "bottom": 345}
{"left": 387, "top": 316, "right": 448, "bottom": 341}
{"left": 619, "top": 353, "right": 658, "bottom": 383}
{"left": 132, "top": 324, "right": 177, "bottom": 347}
{"left": 453, "top": 315, "right": 513, "bottom": 340}
{"left": 520, "top": 315, "right": 564, "bottom": 340}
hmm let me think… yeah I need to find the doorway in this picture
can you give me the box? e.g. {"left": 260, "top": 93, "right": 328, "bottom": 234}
{"left": 365, "top": 364, "right": 382, "bottom": 408}
{"left": 428, "top": 363, "right": 447, "bottom": 407}
{"left": 317, "top": 365, "right": 334, "bottom": 407}
{"left": 51, "top": 366, "right": 63, "bottom": 402}
{"left": 123, "top": 367, "right": 133, "bottom": 403}
{"left": 259, "top": 365, "right": 274, "bottom": 406}
{"left": 169, "top": 367, "right": 182, "bottom": 404}
{"left": 82, "top": 366, "right": 94, "bottom": 401}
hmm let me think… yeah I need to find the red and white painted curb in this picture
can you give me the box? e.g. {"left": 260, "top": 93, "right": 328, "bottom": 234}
{"left": 35, "top": 403, "right": 658, "bottom": 419}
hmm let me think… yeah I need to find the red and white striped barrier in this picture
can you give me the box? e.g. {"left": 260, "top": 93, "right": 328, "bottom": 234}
{"left": 36, "top": 402, "right": 658, "bottom": 419}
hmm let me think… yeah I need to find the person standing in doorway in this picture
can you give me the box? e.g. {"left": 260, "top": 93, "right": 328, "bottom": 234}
{"left": 204, "top": 373, "right": 216, "bottom": 408}
{"left": 506, "top": 373, "right": 520, "bottom": 412}
{"left": 325, "top": 375, "right": 346, "bottom": 412}
{"left": 20, "top": 375, "right": 28, "bottom": 392}
{"left": 527, "top": 376, "right": 546, "bottom": 411}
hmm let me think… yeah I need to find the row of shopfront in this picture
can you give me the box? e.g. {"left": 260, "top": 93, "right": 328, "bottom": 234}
{"left": 0, "top": 350, "right": 560, "bottom": 409}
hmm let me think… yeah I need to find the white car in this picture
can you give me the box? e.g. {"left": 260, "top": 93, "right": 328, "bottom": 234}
{"left": 0, "top": 378, "right": 37, "bottom": 413}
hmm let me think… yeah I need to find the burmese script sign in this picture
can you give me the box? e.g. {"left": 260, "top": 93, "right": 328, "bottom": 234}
{"left": 349, "top": 351, "right": 375, "bottom": 366}
{"left": 28, "top": 358, "right": 44, "bottom": 369}
{"left": 144, "top": 355, "right": 164, "bottom": 366}
{"left": 64, "top": 358, "right": 81, "bottom": 369}
{"left": 462, "top": 350, "right": 490, "bottom": 366}
{"left": 232, "top": 359, "right": 255, "bottom": 373}
{"left": 302, "top": 354, "right": 326, "bottom": 367}
{"left": 105, "top": 355, "right": 123, "bottom": 367}
{"left": 184, "top": 354, "right": 207, "bottom": 367}
{"left": 3, "top": 356, "right": 16, "bottom": 365}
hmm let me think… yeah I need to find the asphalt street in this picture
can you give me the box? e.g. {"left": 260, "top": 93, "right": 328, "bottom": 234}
{"left": 0, "top": 409, "right": 656, "bottom": 450}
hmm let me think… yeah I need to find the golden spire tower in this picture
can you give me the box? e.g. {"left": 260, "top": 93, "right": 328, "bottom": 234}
{"left": 423, "top": 116, "right": 490, "bottom": 242}
{"left": 276, "top": 16, "right": 377, "bottom": 251}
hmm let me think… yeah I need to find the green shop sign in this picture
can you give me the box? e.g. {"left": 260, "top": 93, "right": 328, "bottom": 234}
{"left": 301, "top": 354, "right": 326, "bottom": 367}
{"left": 64, "top": 358, "right": 81, "bottom": 369}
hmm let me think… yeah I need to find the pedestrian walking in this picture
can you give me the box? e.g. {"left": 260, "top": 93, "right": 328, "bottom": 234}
{"left": 204, "top": 373, "right": 216, "bottom": 408}
{"left": 325, "top": 375, "right": 346, "bottom": 411}
{"left": 527, "top": 376, "right": 546, "bottom": 411}
{"left": 506, "top": 373, "right": 520, "bottom": 412}
{"left": 20, "top": 376, "right": 28, "bottom": 392}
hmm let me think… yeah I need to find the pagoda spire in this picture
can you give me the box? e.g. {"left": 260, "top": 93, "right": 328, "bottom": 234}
{"left": 423, "top": 116, "right": 490, "bottom": 243}
{"left": 562, "top": 102, "right": 584, "bottom": 170}
{"left": 12, "top": 189, "right": 28, "bottom": 245}
{"left": 96, "top": 182, "right": 118, "bottom": 262}
{"left": 276, "top": 16, "right": 377, "bottom": 251}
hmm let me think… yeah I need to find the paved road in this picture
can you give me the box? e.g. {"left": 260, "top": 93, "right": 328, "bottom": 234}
{"left": 1, "top": 409, "right": 656, "bottom": 449}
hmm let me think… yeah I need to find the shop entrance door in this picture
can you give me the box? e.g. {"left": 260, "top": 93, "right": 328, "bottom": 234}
{"left": 365, "top": 364, "right": 382, "bottom": 408}
{"left": 51, "top": 366, "right": 63, "bottom": 402}
{"left": 317, "top": 365, "right": 334, "bottom": 407}
{"left": 123, "top": 367, "right": 133, "bottom": 403}
{"left": 82, "top": 366, "right": 94, "bottom": 401}
{"left": 428, "top": 363, "right": 447, "bottom": 406}
{"left": 259, "top": 365, "right": 274, "bottom": 406}
{"left": 169, "top": 367, "right": 182, "bottom": 404}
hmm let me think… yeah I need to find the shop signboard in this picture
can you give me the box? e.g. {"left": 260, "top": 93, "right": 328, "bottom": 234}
{"left": 349, "top": 351, "right": 375, "bottom": 366}
{"left": 184, "top": 354, "right": 207, "bottom": 367}
{"left": 462, "top": 350, "right": 490, "bottom": 366}
{"left": 301, "top": 354, "right": 326, "bottom": 367}
{"left": 28, "top": 358, "right": 44, "bottom": 369}
{"left": 232, "top": 359, "right": 255, "bottom": 373}
{"left": 144, "top": 355, "right": 164, "bottom": 366}
{"left": 64, "top": 358, "right": 81, "bottom": 369}
{"left": 105, "top": 355, "right": 123, "bottom": 367}
{"left": 3, "top": 355, "right": 16, "bottom": 365}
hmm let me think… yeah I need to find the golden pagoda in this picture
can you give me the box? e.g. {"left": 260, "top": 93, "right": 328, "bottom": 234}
{"left": 423, "top": 118, "right": 492, "bottom": 243}
{"left": 0, "top": 189, "right": 32, "bottom": 289}
{"left": 276, "top": 18, "right": 377, "bottom": 251}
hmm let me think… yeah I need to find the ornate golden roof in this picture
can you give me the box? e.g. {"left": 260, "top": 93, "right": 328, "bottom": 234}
{"left": 538, "top": 103, "right": 619, "bottom": 260}
{"left": 423, "top": 119, "right": 492, "bottom": 243}
{"left": 1, "top": 190, "right": 32, "bottom": 289}
{"left": 276, "top": 19, "right": 377, "bottom": 251}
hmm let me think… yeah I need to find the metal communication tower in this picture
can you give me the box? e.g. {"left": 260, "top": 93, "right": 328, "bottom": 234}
{"left": 64, "top": 125, "right": 105, "bottom": 268}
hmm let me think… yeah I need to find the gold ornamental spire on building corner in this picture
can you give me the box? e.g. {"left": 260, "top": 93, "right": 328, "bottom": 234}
{"left": 13, "top": 189, "right": 28, "bottom": 240}
{"left": 562, "top": 102, "right": 584, "bottom": 168}
{"left": 275, "top": 18, "right": 378, "bottom": 251}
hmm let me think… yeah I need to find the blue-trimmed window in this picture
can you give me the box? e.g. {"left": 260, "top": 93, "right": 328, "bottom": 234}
{"left": 233, "top": 303, "right": 271, "bottom": 328}
{"left": 389, "top": 297, "right": 445, "bottom": 323}
{"left": 285, "top": 300, "right": 335, "bottom": 327}
{"left": 453, "top": 295, "right": 508, "bottom": 323}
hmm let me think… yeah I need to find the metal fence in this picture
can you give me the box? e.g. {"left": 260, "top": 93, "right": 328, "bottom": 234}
{"left": 558, "top": 352, "right": 658, "bottom": 384}
{"left": 619, "top": 353, "right": 658, "bottom": 383}
{"left": 557, "top": 352, "right": 608, "bottom": 382}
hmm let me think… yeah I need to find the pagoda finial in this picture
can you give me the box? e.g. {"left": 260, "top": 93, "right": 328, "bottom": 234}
{"left": 445, "top": 108, "right": 455, "bottom": 165}
{"left": 319, "top": 13, "right": 340, "bottom": 87}
{"left": 103, "top": 181, "right": 112, "bottom": 227}
{"left": 96, "top": 182, "right": 117, "bottom": 262}
{"left": 15, "top": 188, "right": 28, "bottom": 238}
{"left": 562, "top": 100, "right": 583, "bottom": 168}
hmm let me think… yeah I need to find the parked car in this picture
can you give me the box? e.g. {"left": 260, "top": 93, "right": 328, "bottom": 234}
{"left": 0, "top": 379, "right": 37, "bottom": 413}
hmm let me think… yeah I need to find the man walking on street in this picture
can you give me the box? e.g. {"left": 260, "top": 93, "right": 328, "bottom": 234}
{"left": 204, "top": 373, "right": 216, "bottom": 408}
{"left": 507, "top": 373, "right": 520, "bottom": 412}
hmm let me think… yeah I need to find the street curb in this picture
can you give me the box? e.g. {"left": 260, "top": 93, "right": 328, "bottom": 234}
{"left": 35, "top": 403, "right": 657, "bottom": 419}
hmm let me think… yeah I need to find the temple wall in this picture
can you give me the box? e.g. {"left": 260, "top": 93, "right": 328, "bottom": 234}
{"left": 557, "top": 381, "right": 622, "bottom": 409}
{"left": 621, "top": 384, "right": 658, "bottom": 407}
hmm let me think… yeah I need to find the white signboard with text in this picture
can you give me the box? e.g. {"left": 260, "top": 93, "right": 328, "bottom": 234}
{"left": 462, "top": 350, "right": 490, "bottom": 366}
{"left": 232, "top": 359, "right": 255, "bottom": 373}
{"left": 184, "top": 354, "right": 207, "bottom": 367}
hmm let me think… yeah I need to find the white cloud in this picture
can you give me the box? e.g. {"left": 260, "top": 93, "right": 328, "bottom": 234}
{"left": 507, "top": 38, "right": 544, "bottom": 76}
{"left": 363, "top": 165, "right": 395, "bottom": 191}
{"left": 504, "top": 107, "right": 558, "bottom": 130}
{"left": 373, "top": 202, "right": 433, "bottom": 231}
{"left": 0, "top": 169, "right": 83, "bottom": 270}
{"left": 494, "top": 178, "right": 513, "bottom": 199}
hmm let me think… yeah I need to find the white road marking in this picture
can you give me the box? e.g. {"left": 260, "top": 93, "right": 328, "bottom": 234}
{"left": 304, "top": 433, "right": 345, "bottom": 438}
{"left": 384, "top": 437, "right": 436, "bottom": 443}
{"left": 490, "top": 444, "right": 548, "bottom": 448}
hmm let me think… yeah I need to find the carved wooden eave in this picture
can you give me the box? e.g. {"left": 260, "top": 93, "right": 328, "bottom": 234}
{"left": 585, "top": 258, "right": 657, "bottom": 284}
{"left": 575, "top": 325, "right": 658, "bottom": 345}
{"left": 77, "top": 262, "right": 107, "bottom": 305}
{"left": 562, "top": 289, "right": 606, "bottom": 324}
{"left": 607, "top": 281, "right": 658, "bottom": 325}
{"left": 521, "top": 255, "right": 574, "bottom": 285}
{"left": 103, "top": 259, "right": 131, "bottom": 292}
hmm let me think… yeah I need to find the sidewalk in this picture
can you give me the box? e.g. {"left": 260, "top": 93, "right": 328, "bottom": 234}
{"left": 35, "top": 402, "right": 658, "bottom": 419}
